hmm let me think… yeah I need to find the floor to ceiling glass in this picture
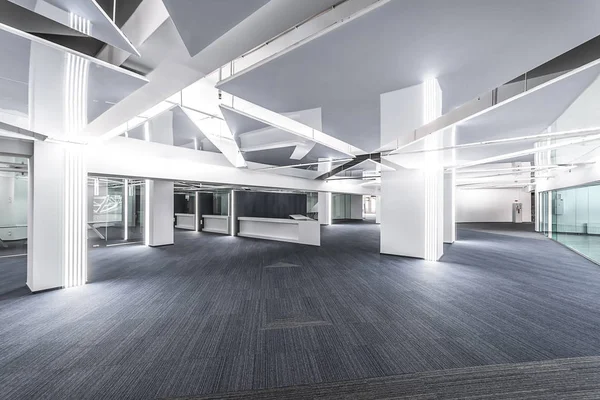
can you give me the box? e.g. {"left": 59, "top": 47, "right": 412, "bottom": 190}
{"left": 88, "top": 177, "right": 145, "bottom": 247}
{"left": 0, "top": 157, "right": 28, "bottom": 257}
{"left": 540, "top": 184, "right": 600, "bottom": 264}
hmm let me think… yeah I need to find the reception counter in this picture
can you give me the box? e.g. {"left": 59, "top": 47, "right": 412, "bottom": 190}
{"left": 202, "top": 215, "right": 230, "bottom": 235}
{"left": 238, "top": 217, "right": 320, "bottom": 246}
{"left": 175, "top": 214, "right": 196, "bottom": 230}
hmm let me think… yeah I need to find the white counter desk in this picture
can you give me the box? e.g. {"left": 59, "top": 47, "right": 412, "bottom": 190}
{"left": 202, "top": 215, "right": 230, "bottom": 235}
{"left": 175, "top": 214, "right": 196, "bottom": 230}
{"left": 238, "top": 217, "right": 320, "bottom": 246}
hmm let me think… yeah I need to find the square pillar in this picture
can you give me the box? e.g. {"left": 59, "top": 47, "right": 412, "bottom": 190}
{"left": 146, "top": 180, "right": 174, "bottom": 247}
{"left": 380, "top": 168, "right": 444, "bottom": 261}
{"left": 443, "top": 171, "right": 456, "bottom": 244}
{"left": 28, "top": 141, "right": 87, "bottom": 292}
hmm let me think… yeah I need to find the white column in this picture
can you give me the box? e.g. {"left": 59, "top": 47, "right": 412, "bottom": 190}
{"left": 27, "top": 43, "right": 89, "bottom": 291}
{"left": 375, "top": 196, "right": 381, "bottom": 224}
{"left": 380, "top": 168, "right": 444, "bottom": 260}
{"left": 317, "top": 158, "right": 332, "bottom": 225}
{"left": 443, "top": 171, "right": 456, "bottom": 244}
{"left": 28, "top": 142, "right": 87, "bottom": 292}
{"left": 380, "top": 78, "right": 444, "bottom": 260}
{"left": 145, "top": 180, "right": 174, "bottom": 247}
{"left": 318, "top": 192, "right": 331, "bottom": 225}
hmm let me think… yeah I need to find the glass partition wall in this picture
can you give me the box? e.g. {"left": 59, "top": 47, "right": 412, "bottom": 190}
{"left": 88, "top": 177, "right": 145, "bottom": 247}
{"left": 0, "top": 157, "right": 28, "bottom": 257}
{"left": 538, "top": 184, "right": 600, "bottom": 264}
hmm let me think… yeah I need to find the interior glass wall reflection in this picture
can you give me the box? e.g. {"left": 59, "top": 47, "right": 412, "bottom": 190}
{"left": 0, "top": 157, "right": 28, "bottom": 257}
{"left": 543, "top": 184, "right": 600, "bottom": 264}
{"left": 332, "top": 193, "right": 352, "bottom": 221}
{"left": 213, "top": 192, "right": 229, "bottom": 216}
{"left": 88, "top": 177, "right": 145, "bottom": 247}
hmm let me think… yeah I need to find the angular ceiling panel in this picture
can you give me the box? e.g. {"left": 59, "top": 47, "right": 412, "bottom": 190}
{"left": 0, "top": 25, "right": 147, "bottom": 137}
{"left": 219, "top": 0, "right": 600, "bottom": 152}
{"left": 163, "top": 0, "right": 270, "bottom": 57}
{"left": 7, "top": 0, "right": 139, "bottom": 54}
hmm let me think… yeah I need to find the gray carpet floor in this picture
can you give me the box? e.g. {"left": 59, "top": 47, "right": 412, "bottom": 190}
{"left": 1, "top": 223, "right": 600, "bottom": 399}
{"left": 172, "top": 356, "right": 600, "bottom": 399}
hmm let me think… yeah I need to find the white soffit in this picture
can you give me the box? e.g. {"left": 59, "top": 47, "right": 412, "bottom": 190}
{"left": 8, "top": 0, "right": 139, "bottom": 55}
{"left": 218, "top": 0, "right": 600, "bottom": 152}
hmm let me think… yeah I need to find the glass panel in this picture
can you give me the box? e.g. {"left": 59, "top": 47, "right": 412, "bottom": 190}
{"left": 88, "top": 177, "right": 145, "bottom": 247}
{"left": 213, "top": 192, "right": 229, "bottom": 216}
{"left": 0, "top": 157, "right": 28, "bottom": 257}
{"left": 543, "top": 183, "right": 600, "bottom": 263}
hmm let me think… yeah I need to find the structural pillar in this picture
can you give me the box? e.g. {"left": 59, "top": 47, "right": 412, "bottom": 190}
{"left": 28, "top": 142, "right": 87, "bottom": 291}
{"left": 380, "top": 168, "right": 444, "bottom": 260}
{"left": 144, "top": 112, "right": 175, "bottom": 246}
{"left": 318, "top": 192, "right": 331, "bottom": 225}
{"left": 145, "top": 180, "right": 174, "bottom": 247}
{"left": 27, "top": 42, "right": 89, "bottom": 291}
{"left": 379, "top": 77, "right": 445, "bottom": 260}
{"left": 443, "top": 171, "right": 456, "bottom": 244}
{"left": 318, "top": 158, "right": 332, "bottom": 225}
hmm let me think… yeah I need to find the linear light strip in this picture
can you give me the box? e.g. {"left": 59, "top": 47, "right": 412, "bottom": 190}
{"left": 389, "top": 57, "right": 600, "bottom": 155}
{"left": 145, "top": 180, "right": 150, "bottom": 246}
{"left": 230, "top": 190, "right": 235, "bottom": 236}
{"left": 124, "top": 180, "right": 129, "bottom": 241}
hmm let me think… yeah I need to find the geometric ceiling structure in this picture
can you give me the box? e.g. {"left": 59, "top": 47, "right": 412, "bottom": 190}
{"left": 6, "top": 0, "right": 139, "bottom": 55}
{"left": 218, "top": 0, "right": 600, "bottom": 152}
{"left": 125, "top": 106, "right": 221, "bottom": 153}
{"left": 385, "top": 60, "right": 600, "bottom": 170}
{"left": 0, "top": 23, "right": 147, "bottom": 137}
{"left": 220, "top": 105, "right": 352, "bottom": 173}
{"left": 163, "top": 0, "right": 270, "bottom": 57}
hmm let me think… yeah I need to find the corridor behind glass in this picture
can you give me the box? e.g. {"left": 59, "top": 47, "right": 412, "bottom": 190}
{"left": 539, "top": 184, "right": 600, "bottom": 263}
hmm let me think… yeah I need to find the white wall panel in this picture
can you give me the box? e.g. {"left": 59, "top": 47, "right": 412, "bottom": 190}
{"left": 456, "top": 188, "right": 532, "bottom": 223}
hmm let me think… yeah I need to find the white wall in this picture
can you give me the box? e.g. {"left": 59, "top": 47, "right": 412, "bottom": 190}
{"left": 456, "top": 188, "right": 532, "bottom": 223}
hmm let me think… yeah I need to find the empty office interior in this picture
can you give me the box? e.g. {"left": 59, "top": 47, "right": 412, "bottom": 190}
{"left": 3, "top": 1, "right": 600, "bottom": 399}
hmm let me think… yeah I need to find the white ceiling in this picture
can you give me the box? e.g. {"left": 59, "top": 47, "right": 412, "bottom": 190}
{"left": 218, "top": 0, "right": 600, "bottom": 152}
{"left": 163, "top": 0, "right": 270, "bottom": 57}
{"left": 82, "top": 0, "right": 345, "bottom": 138}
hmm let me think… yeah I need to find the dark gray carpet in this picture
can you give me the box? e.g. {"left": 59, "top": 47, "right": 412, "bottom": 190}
{"left": 171, "top": 356, "right": 600, "bottom": 399}
{"left": 1, "top": 223, "right": 600, "bottom": 399}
